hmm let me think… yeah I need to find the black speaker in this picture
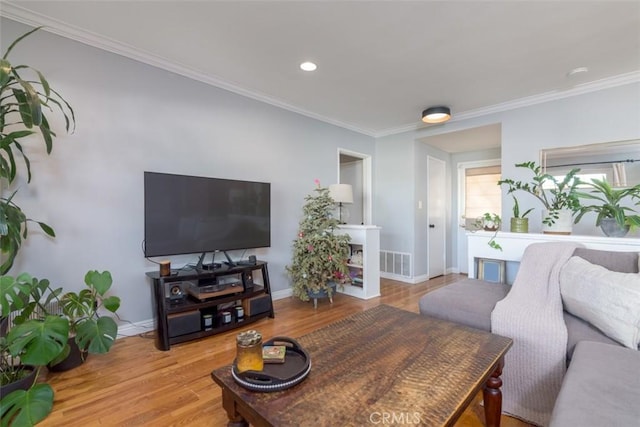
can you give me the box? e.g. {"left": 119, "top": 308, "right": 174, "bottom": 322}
{"left": 165, "top": 282, "right": 187, "bottom": 301}
{"left": 167, "top": 310, "right": 200, "bottom": 337}
{"left": 248, "top": 255, "right": 257, "bottom": 265}
{"left": 242, "top": 294, "right": 271, "bottom": 317}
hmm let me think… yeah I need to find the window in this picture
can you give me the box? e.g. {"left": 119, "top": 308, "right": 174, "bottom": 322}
{"left": 464, "top": 165, "right": 501, "bottom": 223}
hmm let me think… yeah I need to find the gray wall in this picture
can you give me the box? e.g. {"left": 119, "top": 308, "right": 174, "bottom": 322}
{"left": 1, "top": 19, "right": 374, "bottom": 325}
{"left": 376, "top": 82, "right": 640, "bottom": 275}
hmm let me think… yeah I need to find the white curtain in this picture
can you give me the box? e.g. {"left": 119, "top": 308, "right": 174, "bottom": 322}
{"left": 612, "top": 163, "right": 627, "bottom": 187}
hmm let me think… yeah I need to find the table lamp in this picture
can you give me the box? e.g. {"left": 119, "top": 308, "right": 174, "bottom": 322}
{"left": 329, "top": 184, "right": 353, "bottom": 224}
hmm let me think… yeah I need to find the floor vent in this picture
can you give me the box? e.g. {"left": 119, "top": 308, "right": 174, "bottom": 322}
{"left": 380, "top": 250, "right": 412, "bottom": 278}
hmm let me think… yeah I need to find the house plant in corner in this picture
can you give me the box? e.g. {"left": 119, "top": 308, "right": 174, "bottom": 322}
{"left": 498, "top": 161, "right": 582, "bottom": 234}
{"left": 287, "top": 180, "right": 351, "bottom": 308}
{"left": 1, "top": 274, "right": 69, "bottom": 426}
{"left": 574, "top": 178, "right": 640, "bottom": 237}
{"left": 48, "top": 270, "right": 121, "bottom": 371}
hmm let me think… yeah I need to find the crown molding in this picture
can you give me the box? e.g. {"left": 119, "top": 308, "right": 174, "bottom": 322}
{"left": 0, "top": 4, "right": 378, "bottom": 137}
{"left": 3, "top": 3, "right": 638, "bottom": 140}
{"left": 375, "top": 70, "right": 640, "bottom": 138}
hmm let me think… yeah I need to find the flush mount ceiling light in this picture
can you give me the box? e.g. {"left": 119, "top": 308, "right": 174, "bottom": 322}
{"left": 300, "top": 61, "right": 317, "bottom": 71}
{"left": 422, "top": 106, "right": 451, "bottom": 124}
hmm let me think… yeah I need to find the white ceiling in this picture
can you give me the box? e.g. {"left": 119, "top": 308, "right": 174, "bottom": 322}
{"left": 2, "top": 1, "right": 639, "bottom": 143}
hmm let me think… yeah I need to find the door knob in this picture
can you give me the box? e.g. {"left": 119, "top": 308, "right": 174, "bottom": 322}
{"left": 429, "top": 224, "right": 435, "bottom": 228}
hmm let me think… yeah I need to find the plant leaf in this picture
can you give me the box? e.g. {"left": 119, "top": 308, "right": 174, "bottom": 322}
{"left": 0, "top": 383, "right": 54, "bottom": 427}
{"left": 102, "top": 295, "right": 121, "bottom": 313}
{"left": 75, "top": 316, "right": 117, "bottom": 354}
{"left": 85, "top": 270, "right": 112, "bottom": 296}
{"left": 7, "top": 315, "right": 69, "bottom": 366}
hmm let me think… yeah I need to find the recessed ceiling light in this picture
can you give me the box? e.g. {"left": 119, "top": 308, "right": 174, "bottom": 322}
{"left": 300, "top": 61, "right": 317, "bottom": 72}
{"left": 567, "top": 67, "right": 588, "bottom": 77}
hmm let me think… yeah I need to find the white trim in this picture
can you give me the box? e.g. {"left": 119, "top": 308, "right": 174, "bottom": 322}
{"left": 0, "top": 4, "right": 377, "bottom": 137}
{"left": 427, "top": 156, "right": 447, "bottom": 278}
{"left": 446, "top": 267, "right": 459, "bottom": 274}
{"left": 271, "top": 288, "right": 292, "bottom": 300}
{"left": 116, "top": 289, "right": 290, "bottom": 338}
{"left": 376, "top": 71, "right": 640, "bottom": 137}
{"left": 2, "top": 3, "right": 638, "bottom": 140}
{"left": 380, "top": 271, "right": 429, "bottom": 284}
{"left": 117, "top": 318, "right": 155, "bottom": 338}
{"left": 337, "top": 148, "right": 373, "bottom": 225}
{"left": 457, "top": 158, "right": 502, "bottom": 274}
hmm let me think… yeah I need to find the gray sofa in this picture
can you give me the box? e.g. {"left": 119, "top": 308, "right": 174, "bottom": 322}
{"left": 419, "top": 248, "right": 640, "bottom": 426}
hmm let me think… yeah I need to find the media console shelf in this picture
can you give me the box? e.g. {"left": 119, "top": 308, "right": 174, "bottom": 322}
{"left": 146, "top": 261, "right": 274, "bottom": 351}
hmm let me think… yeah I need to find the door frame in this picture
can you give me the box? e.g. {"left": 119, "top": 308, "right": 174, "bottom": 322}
{"left": 337, "top": 148, "right": 373, "bottom": 225}
{"left": 456, "top": 158, "right": 501, "bottom": 274}
{"left": 427, "top": 156, "right": 446, "bottom": 278}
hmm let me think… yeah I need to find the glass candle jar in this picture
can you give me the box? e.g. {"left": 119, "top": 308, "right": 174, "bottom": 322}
{"left": 236, "top": 330, "right": 263, "bottom": 373}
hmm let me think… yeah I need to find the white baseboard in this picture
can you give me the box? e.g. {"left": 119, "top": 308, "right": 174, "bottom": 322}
{"left": 117, "top": 318, "right": 156, "bottom": 338}
{"left": 380, "top": 272, "right": 430, "bottom": 284}
{"left": 116, "top": 290, "right": 292, "bottom": 339}
{"left": 271, "top": 288, "right": 292, "bottom": 300}
{"left": 447, "top": 267, "right": 460, "bottom": 274}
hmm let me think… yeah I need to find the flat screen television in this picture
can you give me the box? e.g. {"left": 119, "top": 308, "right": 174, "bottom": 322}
{"left": 144, "top": 172, "right": 271, "bottom": 260}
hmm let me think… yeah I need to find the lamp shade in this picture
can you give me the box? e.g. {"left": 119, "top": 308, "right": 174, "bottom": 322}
{"left": 422, "top": 106, "right": 451, "bottom": 124}
{"left": 328, "top": 184, "right": 353, "bottom": 204}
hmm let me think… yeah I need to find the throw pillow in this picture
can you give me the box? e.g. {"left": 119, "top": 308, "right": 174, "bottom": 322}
{"left": 559, "top": 256, "right": 640, "bottom": 350}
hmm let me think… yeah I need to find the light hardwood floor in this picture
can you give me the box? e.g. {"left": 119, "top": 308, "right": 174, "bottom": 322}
{"left": 39, "top": 275, "right": 533, "bottom": 426}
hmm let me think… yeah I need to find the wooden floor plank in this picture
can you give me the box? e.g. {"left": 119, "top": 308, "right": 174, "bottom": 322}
{"left": 37, "top": 275, "right": 533, "bottom": 426}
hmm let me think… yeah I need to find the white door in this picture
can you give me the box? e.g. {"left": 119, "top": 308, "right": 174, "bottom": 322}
{"left": 427, "top": 157, "right": 446, "bottom": 278}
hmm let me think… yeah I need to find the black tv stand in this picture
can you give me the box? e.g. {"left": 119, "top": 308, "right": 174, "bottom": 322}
{"left": 221, "top": 250, "right": 236, "bottom": 267}
{"left": 146, "top": 261, "right": 274, "bottom": 351}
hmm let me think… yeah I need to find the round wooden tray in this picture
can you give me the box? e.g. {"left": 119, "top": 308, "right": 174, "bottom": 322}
{"left": 231, "top": 337, "right": 311, "bottom": 392}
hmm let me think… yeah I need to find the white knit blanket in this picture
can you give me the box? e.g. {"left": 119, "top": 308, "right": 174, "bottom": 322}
{"left": 491, "top": 242, "right": 581, "bottom": 426}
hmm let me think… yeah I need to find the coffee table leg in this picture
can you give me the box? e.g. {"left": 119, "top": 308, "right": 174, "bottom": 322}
{"left": 221, "top": 387, "right": 249, "bottom": 427}
{"left": 482, "top": 358, "right": 504, "bottom": 427}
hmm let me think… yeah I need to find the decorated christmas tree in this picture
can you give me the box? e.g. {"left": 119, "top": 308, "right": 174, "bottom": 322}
{"left": 287, "top": 180, "right": 351, "bottom": 302}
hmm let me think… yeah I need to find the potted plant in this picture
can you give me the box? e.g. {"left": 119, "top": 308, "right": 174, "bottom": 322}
{"left": 510, "top": 195, "right": 534, "bottom": 233}
{"left": 0, "top": 26, "right": 77, "bottom": 425}
{"left": 1, "top": 274, "right": 69, "bottom": 425}
{"left": 574, "top": 178, "right": 640, "bottom": 237}
{"left": 1, "top": 26, "right": 73, "bottom": 274}
{"left": 498, "top": 161, "right": 582, "bottom": 234}
{"left": 473, "top": 213, "right": 502, "bottom": 250}
{"left": 48, "top": 270, "right": 120, "bottom": 371}
{"left": 286, "top": 180, "right": 351, "bottom": 307}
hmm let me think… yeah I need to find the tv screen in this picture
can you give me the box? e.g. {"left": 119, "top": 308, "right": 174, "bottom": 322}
{"left": 144, "top": 172, "right": 270, "bottom": 258}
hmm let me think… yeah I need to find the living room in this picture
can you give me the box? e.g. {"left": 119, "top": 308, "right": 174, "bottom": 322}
{"left": 1, "top": 1, "right": 639, "bottom": 426}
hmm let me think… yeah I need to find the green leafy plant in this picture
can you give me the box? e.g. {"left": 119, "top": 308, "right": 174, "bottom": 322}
{"left": 511, "top": 195, "right": 534, "bottom": 219}
{"left": 1, "top": 273, "right": 69, "bottom": 427}
{"left": 574, "top": 178, "right": 640, "bottom": 230}
{"left": 473, "top": 213, "right": 502, "bottom": 250}
{"left": 0, "top": 26, "right": 74, "bottom": 275}
{"left": 286, "top": 181, "right": 351, "bottom": 302}
{"left": 498, "top": 161, "right": 582, "bottom": 226}
{"left": 58, "top": 270, "right": 120, "bottom": 356}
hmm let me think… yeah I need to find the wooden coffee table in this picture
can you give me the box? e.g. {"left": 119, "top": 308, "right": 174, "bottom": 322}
{"left": 211, "top": 304, "right": 512, "bottom": 427}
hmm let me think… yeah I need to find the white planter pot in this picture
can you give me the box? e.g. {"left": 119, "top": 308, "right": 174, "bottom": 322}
{"left": 541, "top": 209, "right": 573, "bottom": 235}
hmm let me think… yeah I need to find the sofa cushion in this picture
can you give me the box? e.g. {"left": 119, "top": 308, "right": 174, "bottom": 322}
{"left": 560, "top": 256, "right": 640, "bottom": 349}
{"left": 418, "top": 278, "right": 509, "bottom": 332}
{"left": 563, "top": 311, "right": 621, "bottom": 359}
{"left": 572, "top": 247, "right": 639, "bottom": 273}
{"left": 549, "top": 341, "right": 640, "bottom": 427}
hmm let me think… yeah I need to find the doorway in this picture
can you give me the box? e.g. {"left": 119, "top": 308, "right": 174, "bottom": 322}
{"left": 427, "top": 156, "right": 446, "bottom": 278}
{"left": 337, "top": 149, "right": 372, "bottom": 225}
